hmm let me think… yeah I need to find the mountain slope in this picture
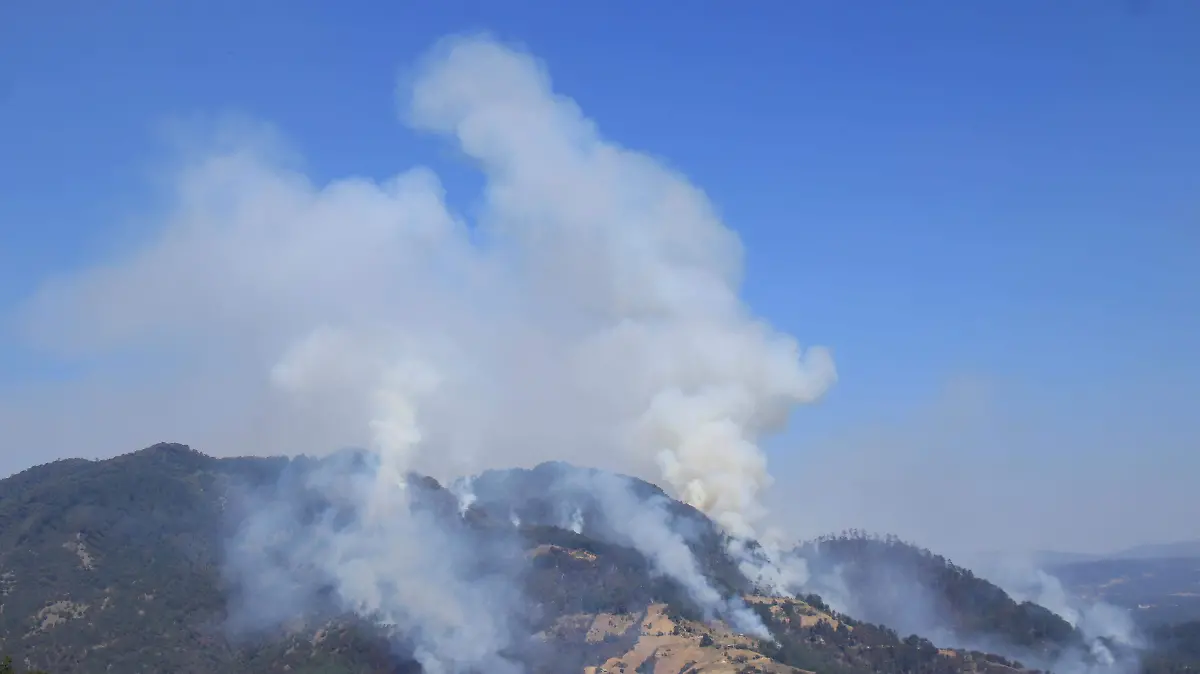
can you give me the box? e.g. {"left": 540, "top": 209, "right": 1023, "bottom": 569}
{"left": 1112, "top": 543, "right": 1200, "bottom": 562}
{"left": 0, "top": 444, "right": 1184, "bottom": 673}
{"left": 465, "top": 461, "right": 753, "bottom": 598}
{"left": 795, "top": 533, "right": 1081, "bottom": 659}
{"left": 0, "top": 445, "right": 790, "bottom": 672}
{"left": 0, "top": 445, "right": 240, "bottom": 672}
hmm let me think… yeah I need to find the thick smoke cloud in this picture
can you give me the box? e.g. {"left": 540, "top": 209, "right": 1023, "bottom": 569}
{"left": 13, "top": 33, "right": 837, "bottom": 668}
{"left": 564, "top": 469, "right": 771, "bottom": 638}
{"left": 18, "top": 34, "right": 835, "bottom": 544}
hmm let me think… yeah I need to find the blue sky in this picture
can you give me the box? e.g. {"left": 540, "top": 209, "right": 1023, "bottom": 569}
{"left": 0, "top": 1, "right": 1197, "bottom": 554}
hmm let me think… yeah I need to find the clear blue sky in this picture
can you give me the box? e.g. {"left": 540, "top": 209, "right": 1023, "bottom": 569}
{"left": 0, "top": 1, "right": 1197, "bottom": 554}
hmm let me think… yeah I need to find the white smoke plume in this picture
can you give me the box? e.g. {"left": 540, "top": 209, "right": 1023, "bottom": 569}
{"left": 20, "top": 34, "right": 835, "bottom": 547}
{"left": 17, "top": 33, "right": 837, "bottom": 665}
{"left": 789, "top": 539, "right": 1145, "bottom": 674}
{"left": 450, "top": 475, "right": 478, "bottom": 517}
{"left": 983, "top": 557, "right": 1143, "bottom": 671}
{"left": 729, "top": 536, "right": 811, "bottom": 597}
{"left": 566, "top": 507, "right": 583, "bottom": 535}
{"left": 572, "top": 470, "right": 772, "bottom": 638}
{"left": 225, "top": 454, "right": 524, "bottom": 673}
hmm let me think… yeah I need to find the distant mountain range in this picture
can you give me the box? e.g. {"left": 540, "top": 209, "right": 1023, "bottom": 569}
{"left": 1027, "top": 541, "right": 1200, "bottom": 628}
{"left": 1036, "top": 541, "right": 1200, "bottom": 567}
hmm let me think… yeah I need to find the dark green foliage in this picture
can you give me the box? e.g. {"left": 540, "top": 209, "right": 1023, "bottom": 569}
{"left": 0, "top": 445, "right": 420, "bottom": 673}
{"left": 522, "top": 525, "right": 662, "bottom": 619}
{"left": 0, "top": 654, "right": 48, "bottom": 674}
{"left": 801, "top": 592, "right": 831, "bottom": 614}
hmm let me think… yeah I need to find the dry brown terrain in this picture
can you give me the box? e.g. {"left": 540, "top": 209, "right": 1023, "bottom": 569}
{"left": 540, "top": 602, "right": 807, "bottom": 674}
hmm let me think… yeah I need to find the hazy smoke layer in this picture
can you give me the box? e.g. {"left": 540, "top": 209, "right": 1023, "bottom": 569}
{"left": 985, "top": 558, "right": 1142, "bottom": 672}
{"left": 454, "top": 463, "right": 772, "bottom": 638}
{"left": 225, "top": 454, "right": 524, "bottom": 673}
{"left": 792, "top": 539, "right": 1143, "bottom": 674}
{"left": 566, "top": 469, "right": 771, "bottom": 638}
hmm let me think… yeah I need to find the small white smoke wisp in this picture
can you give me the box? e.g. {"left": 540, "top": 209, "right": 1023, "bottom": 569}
{"left": 1026, "top": 569, "right": 1142, "bottom": 670}
{"left": 450, "top": 475, "right": 478, "bottom": 517}
{"left": 567, "top": 507, "right": 584, "bottom": 535}
{"left": 367, "top": 359, "right": 442, "bottom": 510}
{"left": 1006, "top": 567, "right": 1140, "bottom": 646}
{"left": 728, "top": 535, "right": 811, "bottom": 597}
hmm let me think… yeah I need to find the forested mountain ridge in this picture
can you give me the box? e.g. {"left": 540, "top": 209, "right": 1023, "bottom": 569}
{"left": 0, "top": 443, "right": 1195, "bottom": 673}
{"left": 796, "top": 533, "right": 1081, "bottom": 657}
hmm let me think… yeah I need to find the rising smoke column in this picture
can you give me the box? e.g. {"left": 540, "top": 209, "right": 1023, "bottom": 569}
{"left": 409, "top": 34, "right": 836, "bottom": 533}
{"left": 405, "top": 35, "right": 837, "bottom": 597}
{"left": 267, "top": 34, "right": 835, "bottom": 541}
{"left": 982, "top": 558, "right": 1144, "bottom": 673}
{"left": 567, "top": 469, "right": 773, "bottom": 638}
{"left": 230, "top": 354, "right": 527, "bottom": 674}
{"left": 22, "top": 32, "right": 839, "bottom": 664}
{"left": 224, "top": 452, "right": 525, "bottom": 674}
{"left": 22, "top": 33, "right": 835, "bottom": 542}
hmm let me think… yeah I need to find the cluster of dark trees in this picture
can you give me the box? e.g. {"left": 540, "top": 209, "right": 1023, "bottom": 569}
{"left": 0, "top": 656, "right": 47, "bottom": 674}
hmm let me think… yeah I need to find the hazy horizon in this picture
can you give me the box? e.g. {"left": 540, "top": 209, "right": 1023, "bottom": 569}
{"left": 1, "top": 438, "right": 1194, "bottom": 562}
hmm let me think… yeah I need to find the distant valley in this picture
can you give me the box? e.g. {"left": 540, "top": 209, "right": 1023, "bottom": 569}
{"left": 1026, "top": 543, "right": 1200, "bottom": 627}
{"left": 1049, "top": 557, "right": 1200, "bottom": 627}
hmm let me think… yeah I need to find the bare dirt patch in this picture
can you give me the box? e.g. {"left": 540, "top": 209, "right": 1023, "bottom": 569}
{"left": 583, "top": 603, "right": 805, "bottom": 674}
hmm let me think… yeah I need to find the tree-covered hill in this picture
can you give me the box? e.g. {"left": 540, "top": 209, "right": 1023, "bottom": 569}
{"left": 795, "top": 533, "right": 1081, "bottom": 658}
{"left": 1, "top": 444, "right": 1197, "bottom": 673}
